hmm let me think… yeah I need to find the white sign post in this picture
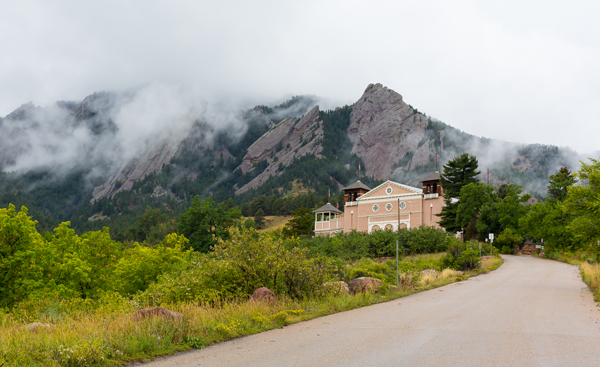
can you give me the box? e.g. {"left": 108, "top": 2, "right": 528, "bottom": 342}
{"left": 489, "top": 233, "right": 494, "bottom": 244}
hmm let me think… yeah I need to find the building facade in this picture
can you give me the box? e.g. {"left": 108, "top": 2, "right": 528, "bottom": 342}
{"left": 314, "top": 172, "right": 445, "bottom": 236}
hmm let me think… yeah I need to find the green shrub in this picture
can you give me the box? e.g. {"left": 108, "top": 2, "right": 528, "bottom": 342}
{"left": 299, "top": 226, "right": 452, "bottom": 260}
{"left": 345, "top": 258, "right": 393, "bottom": 282}
{"left": 456, "top": 248, "right": 480, "bottom": 270}
{"left": 441, "top": 241, "right": 481, "bottom": 271}
{"left": 141, "top": 227, "right": 335, "bottom": 304}
{"left": 494, "top": 228, "right": 522, "bottom": 252}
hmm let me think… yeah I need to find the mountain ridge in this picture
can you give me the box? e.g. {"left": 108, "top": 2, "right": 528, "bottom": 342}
{"left": 0, "top": 83, "right": 582, "bottom": 233}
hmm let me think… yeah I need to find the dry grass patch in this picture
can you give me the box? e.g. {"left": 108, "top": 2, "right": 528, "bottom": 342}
{"left": 260, "top": 216, "right": 292, "bottom": 232}
{"left": 580, "top": 262, "right": 600, "bottom": 302}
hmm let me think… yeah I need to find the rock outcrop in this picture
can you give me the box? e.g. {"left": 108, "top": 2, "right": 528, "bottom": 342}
{"left": 349, "top": 277, "right": 382, "bottom": 294}
{"left": 91, "top": 104, "right": 209, "bottom": 202}
{"left": 323, "top": 281, "right": 350, "bottom": 294}
{"left": 420, "top": 269, "right": 438, "bottom": 277}
{"left": 348, "top": 83, "right": 434, "bottom": 180}
{"left": 91, "top": 138, "right": 183, "bottom": 202}
{"left": 235, "top": 105, "right": 324, "bottom": 194}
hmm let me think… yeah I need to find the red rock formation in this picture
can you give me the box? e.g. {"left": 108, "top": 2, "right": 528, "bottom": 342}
{"left": 348, "top": 83, "right": 433, "bottom": 180}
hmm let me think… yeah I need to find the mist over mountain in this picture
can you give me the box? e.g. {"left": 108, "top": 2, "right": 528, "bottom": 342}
{"left": 0, "top": 83, "right": 586, "bottom": 233}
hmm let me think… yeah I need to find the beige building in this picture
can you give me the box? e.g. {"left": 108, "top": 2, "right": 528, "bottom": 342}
{"left": 313, "top": 172, "right": 445, "bottom": 236}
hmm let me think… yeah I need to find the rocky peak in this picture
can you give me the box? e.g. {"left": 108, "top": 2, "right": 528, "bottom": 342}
{"left": 3, "top": 102, "right": 38, "bottom": 121}
{"left": 348, "top": 83, "right": 433, "bottom": 180}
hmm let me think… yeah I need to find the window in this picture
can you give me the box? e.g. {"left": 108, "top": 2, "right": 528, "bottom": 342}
{"left": 399, "top": 201, "right": 406, "bottom": 210}
{"left": 372, "top": 204, "right": 379, "bottom": 212}
{"left": 385, "top": 187, "right": 393, "bottom": 195}
{"left": 385, "top": 203, "right": 393, "bottom": 211}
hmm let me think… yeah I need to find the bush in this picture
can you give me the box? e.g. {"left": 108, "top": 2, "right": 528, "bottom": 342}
{"left": 441, "top": 240, "right": 481, "bottom": 271}
{"left": 141, "top": 227, "right": 335, "bottom": 304}
{"left": 345, "top": 258, "right": 393, "bottom": 283}
{"left": 494, "top": 228, "right": 523, "bottom": 252}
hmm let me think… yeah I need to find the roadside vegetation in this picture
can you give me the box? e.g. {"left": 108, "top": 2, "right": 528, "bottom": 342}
{"left": 7, "top": 150, "right": 600, "bottom": 366}
{"left": 0, "top": 194, "right": 503, "bottom": 366}
{"left": 437, "top": 155, "right": 600, "bottom": 304}
{"left": 0, "top": 247, "right": 501, "bottom": 366}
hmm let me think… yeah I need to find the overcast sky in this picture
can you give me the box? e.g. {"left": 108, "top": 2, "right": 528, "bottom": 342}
{"left": 1, "top": 0, "right": 599, "bottom": 154}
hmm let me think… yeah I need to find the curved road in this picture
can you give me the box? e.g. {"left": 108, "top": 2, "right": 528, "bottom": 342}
{"left": 141, "top": 256, "right": 600, "bottom": 366}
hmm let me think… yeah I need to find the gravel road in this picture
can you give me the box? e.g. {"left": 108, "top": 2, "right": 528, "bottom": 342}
{"left": 139, "top": 255, "right": 600, "bottom": 366}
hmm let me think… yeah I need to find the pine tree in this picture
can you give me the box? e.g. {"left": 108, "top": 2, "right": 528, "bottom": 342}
{"left": 254, "top": 208, "right": 266, "bottom": 229}
{"left": 438, "top": 153, "right": 481, "bottom": 232}
{"left": 547, "top": 167, "right": 576, "bottom": 201}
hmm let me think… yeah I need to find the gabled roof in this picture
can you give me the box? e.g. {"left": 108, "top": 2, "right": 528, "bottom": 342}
{"left": 420, "top": 171, "right": 441, "bottom": 182}
{"left": 313, "top": 202, "right": 343, "bottom": 214}
{"left": 342, "top": 180, "right": 371, "bottom": 191}
{"left": 357, "top": 180, "right": 422, "bottom": 200}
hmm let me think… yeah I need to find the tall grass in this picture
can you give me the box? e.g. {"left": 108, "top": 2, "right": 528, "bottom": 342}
{"left": 580, "top": 262, "right": 600, "bottom": 301}
{"left": 0, "top": 256, "right": 502, "bottom": 367}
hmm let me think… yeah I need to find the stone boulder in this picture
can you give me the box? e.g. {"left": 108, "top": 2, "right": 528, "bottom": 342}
{"left": 400, "top": 274, "right": 414, "bottom": 286}
{"left": 249, "top": 287, "right": 279, "bottom": 305}
{"left": 420, "top": 269, "right": 438, "bottom": 277}
{"left": 132, "top": 307, "right": 183, "bottom": 321}
{"left": 349, "top": 277, "right": 382, "bottom": 294}
{"left": 323, "top": 281, "right": 350, "bottom": 294}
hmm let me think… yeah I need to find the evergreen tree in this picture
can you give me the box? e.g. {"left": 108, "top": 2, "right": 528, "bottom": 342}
{"left": 282, "top": 207, "right": 315, "bottom": 238}
{"left": 438, "top": 154, "right": 481, "bottom": 232}
{"left": 254, "top": 208, "right": 266, "bottom": 229}
{"left": 548, "top": 167, "right": 576, "bottom": 201}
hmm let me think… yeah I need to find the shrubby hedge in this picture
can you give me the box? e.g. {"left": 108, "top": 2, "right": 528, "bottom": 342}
{"left": 298, "top": 226, "right": 453, "bottom": 260}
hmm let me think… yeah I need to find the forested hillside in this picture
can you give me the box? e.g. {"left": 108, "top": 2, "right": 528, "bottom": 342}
{"left": 0, "top": 83, "right": 584, "bottom": 236}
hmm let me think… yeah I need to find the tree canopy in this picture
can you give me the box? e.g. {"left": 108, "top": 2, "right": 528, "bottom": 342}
{"left": 177, "top": 196, "right": 241, "bottom": 252}
{"left": 438, "top": 153, "right": 481, "bottom": 232}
